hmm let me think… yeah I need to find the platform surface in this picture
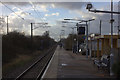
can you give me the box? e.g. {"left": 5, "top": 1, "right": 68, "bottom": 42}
{"left": 43, "top": 46, "right": 112, "bottom": 78}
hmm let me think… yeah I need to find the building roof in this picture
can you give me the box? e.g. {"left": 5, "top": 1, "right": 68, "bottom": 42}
{"left": 95, "top": 35, "right": 118, "bottom": 39}
{"left": 88, "top": 35, "right": 119, "bottom": 41}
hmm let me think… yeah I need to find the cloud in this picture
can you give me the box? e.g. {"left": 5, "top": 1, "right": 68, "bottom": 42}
{"left": 45, "top": 14, "right": 49, "bottom": 17}
{"left": 2, "top": 2, "right": 30, "bottom": 6}
{"left": 51, "top": 4, "right": 55, "bottom": 8}
{"left": 2, "top": 2, "right": 86, "bottom": 10}
{"left": 53, "top": 2, "right": 86, "bottom": 10}
{"left": 67, "top": 10, "right": 118, "bottom": 35}
{"left": 44, "top": 12, "right": 60, "bottom": 17}
{"left": 0, "top": 2, "right": 83, "bottom": 40}
{"left": 0, "top": 10, "right": 36, "bottom": 35}
{"left": 1, "top": 2, "right": 119, "bottom": 41}
{"left": 60, "top": 2, "right": 119, "bottom": 35}
{"left": 41, "top": 17, "right": 46, "bottom": 20}
{"left": 33, "top": 4, "right": 49, "bottom": 12}
{"left": 52, "top": 12, "right": 59, "bottom": 16}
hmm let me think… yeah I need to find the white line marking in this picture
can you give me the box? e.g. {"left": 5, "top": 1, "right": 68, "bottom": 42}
{"left": 41, "top": 47, "right": 57, "bottom": 80}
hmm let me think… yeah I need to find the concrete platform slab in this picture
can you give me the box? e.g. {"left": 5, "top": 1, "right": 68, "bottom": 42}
{"left": 42, "top": 46, "right": 113, "bottom": 79}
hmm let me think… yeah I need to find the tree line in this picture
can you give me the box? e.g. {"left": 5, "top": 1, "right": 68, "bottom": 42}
{"left": 2, "top": 31, "right": 56, "bottom": 65}
{"left": 63, "top": 34, "right": 85, "bottom": 50}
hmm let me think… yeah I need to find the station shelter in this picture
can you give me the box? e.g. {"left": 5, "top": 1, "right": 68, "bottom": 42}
{"left": 88, "top": 35, "right": 120, "bottom": 61}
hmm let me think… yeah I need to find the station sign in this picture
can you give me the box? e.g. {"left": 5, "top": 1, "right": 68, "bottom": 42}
{"left": 76, "top": 23, "right": 86, "bottom": 35}
{"left": 77, "top": 27, "right": 85, "bottom": 35}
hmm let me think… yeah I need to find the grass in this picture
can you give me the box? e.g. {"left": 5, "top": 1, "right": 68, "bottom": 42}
{"left": 3, "top": 55, "right": 32, "bottom": 73}
{"left": 3, "top": 50, "right": 42, "bottom": 74}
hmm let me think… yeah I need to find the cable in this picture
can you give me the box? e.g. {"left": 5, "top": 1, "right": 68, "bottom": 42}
{"left": 13, "top": 4, "right": 39, "bottom": 24}
{"left": 29, "top": 2, "right": 47, "bottom": 24}
{"left": 0, "top": 1, "right": 24, "bottom": 20}
{"left": 14, "top": 4, "right": 33, "bottom": 17}
{"left": 28, "top": 2, "right": 50, "bottom": 31}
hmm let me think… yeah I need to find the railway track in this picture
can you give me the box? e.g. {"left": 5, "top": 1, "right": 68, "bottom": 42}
{"left": 14, "top": 45, "right": 57, "bottom": 80}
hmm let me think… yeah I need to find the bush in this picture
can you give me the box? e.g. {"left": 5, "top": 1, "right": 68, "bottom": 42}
{"left": 2, "top": 31, "right": 56, "bottom": 65}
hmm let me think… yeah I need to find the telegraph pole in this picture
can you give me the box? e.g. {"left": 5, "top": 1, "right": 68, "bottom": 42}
{"left": 31, "top": 23, "right": 33, "bottom": 52}
{"left": 7, "top": 16, "right": 8, "bottom": 34}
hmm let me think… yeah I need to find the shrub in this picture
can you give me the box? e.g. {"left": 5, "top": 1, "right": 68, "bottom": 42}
{"left": 2, "top": 31, "right": 56, "bottom": 65}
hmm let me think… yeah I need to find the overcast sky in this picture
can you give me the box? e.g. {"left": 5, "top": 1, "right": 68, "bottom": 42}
{"left": 0, "top": 0, "right": 120, "bottom": 41}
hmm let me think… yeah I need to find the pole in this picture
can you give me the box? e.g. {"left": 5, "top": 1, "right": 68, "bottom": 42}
{"left": 86, "top": 21, "right": 88, "bottom": 58}
{"left": 72, "top": 28, "right": 74, "bottom": 51}
{"left": 77, "top": 34, "right": 79, "bottom": 53}
{"left": 60, "top": 35, "right": 61, "bottom": 41}
{"left": 89, "top": 9, "right": 120, "bottom": 14}
{"left": 100, "top": 20, "right": 102, "bottom": 35}
{"left": 118, "top": 2, "right": 120, "bottom": 59}
{"left": 94, "top": 40, "right": 96, "bottom": 59}
{"left": 77, "top": 24, "right": 79, "bottom": 53}
{"left": 90, "top": 37, "right": 92, "bottom": 58}
{"left": 117, "top": 26, "right": 120, "bottom": 60}
{"left": 72, "top": 28, "right": 74, "bottom": 34}
{"left": 31, "top": 23, "right": 33, "bottom": 52}
{"left": 110, "top": 0, "right": 114, "bottom": 76}
{"left": 7, "top": 16, "right": 8, "bottom": 34}
{"left": 76, "top": 23, "right": 80, "bottom": 53}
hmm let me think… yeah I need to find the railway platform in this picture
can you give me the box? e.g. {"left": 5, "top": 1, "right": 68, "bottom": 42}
{"left": 42, "top": 46, "right": 113, "bottom": 79}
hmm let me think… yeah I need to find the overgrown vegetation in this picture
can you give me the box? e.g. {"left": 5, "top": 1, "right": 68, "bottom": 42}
{"left": 2, "top": 31, "right": 56, "bottom": 65}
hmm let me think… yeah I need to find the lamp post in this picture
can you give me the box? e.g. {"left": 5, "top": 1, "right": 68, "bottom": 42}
{"left": 79, "top": 19, "right": 95, "bottom": 58}
{"left": 86, "top": 0, "right": 116, "bottom": 76}
{"left": 86, "top": 3, "right": 120, "bottom": 14}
